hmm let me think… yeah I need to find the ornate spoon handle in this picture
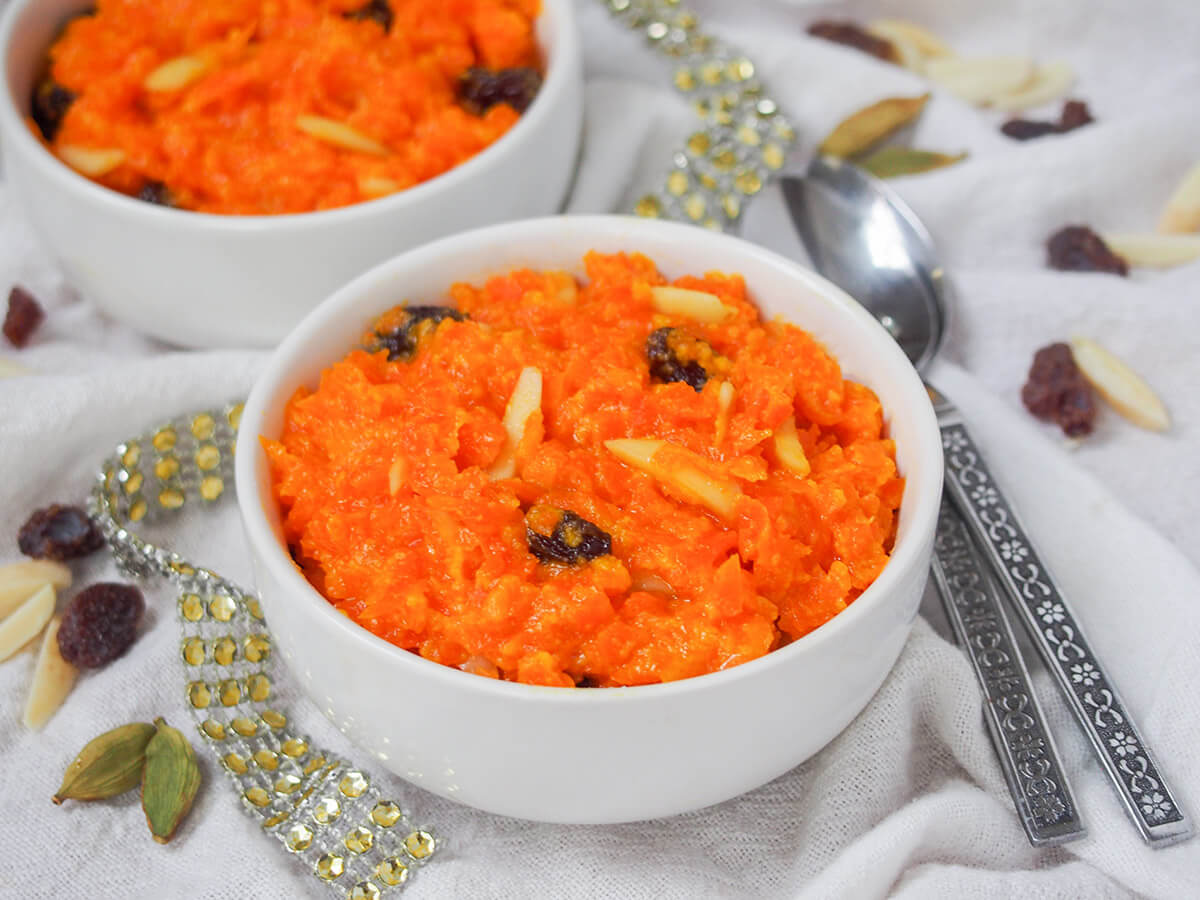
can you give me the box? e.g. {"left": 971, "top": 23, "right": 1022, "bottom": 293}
{"left": 931, "top": 385, "right": 1191, "bottom": 846}
{"left": 931, "top": 498, "right": 1084, "bottom": 846}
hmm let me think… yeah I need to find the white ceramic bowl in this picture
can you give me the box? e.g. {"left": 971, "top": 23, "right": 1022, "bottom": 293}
{"left": 236, "top": 215, "right": 943, "bottom": 824}
{"left": 0, "top": 0, "right": 582, "bottom": 349}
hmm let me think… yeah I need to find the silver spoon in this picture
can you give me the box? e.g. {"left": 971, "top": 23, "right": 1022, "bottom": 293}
{"left": 743, "top": 155, "right": 1191, "bottom": 848}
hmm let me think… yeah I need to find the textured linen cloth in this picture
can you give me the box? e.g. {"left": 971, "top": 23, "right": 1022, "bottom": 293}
{"left": 2, "top": 0, "right": 1199, "bottom": 897}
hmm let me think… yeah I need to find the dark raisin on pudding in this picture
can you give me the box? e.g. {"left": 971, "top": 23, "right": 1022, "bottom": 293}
{"left": 457, "top": 67, "right": 542, "bottom": 115}
{"left": 343, "top": 0, "right": 393, "bottom": 32}
{"left": 57, "top": 583, "right": 145, "bottom": 668}
{"left": 369, "top": 305, "right": 466, "bottom": 360}
{"left": 18, "top": 504, "right": 104, "bottom": 560}
{"left": 137, "top": 180, "right": 176, "bottom": 207}
{"left": 526, "top": 505, "right": 612, "bottom": 565}
{"left": 31, "top": 79, "right": 75, "bottom": 142}
{"left": 646, "top": 327, "right": 717, "bottom": 392}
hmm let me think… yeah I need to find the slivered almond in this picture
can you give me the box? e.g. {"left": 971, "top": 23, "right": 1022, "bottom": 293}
{"left": 388, "top": 457, "right": 408, "bottom": 496}
{"left": 772, "top": 416, "right": 811, "bottom": 478}
{"left": 988, "top": 61, "right": 1075, "bottom": 111}
{"left": 360, "top": 175, "right": 401, "bottom": 198}
{"left": 489, "top": 367, "right": 543, "bottom": 480}
{"left": 0, "top": 357, "right": 32, "bottom": 378}
{"left": 649, "top": 285, "right": 734, "bottom": 323}
{"left": 714, "top": 381, "right": 735, "bottom": 446}
{"left": 0, "top": 560, "right": 71, "bottom": 621}
{"left": 143, "top": 55, "right": 209, "bottom": 92}
{"left": 604, "top": 438, "right": 741, "bottom": 518}
{"left": 23, "top": 616, "right": 77, "bottom": 730}
{"left": 1100, "top": 233, "right": 1200, "bottom": 268}
{"left": 925, "top": 56, "right": 1036, "bottom": 105}
{"left": 867, "top": 19, "right": 954, "bottom": 61}
{"left": 0, "top": 583, "right": 55, "bottom": 662}
{"left": 552, "top": 274, "right": 579, "bottom": 305}
{"left": 1158, "top": 162, "right": 1200, "bottom": 234}
{"left": 1069, "top": 337, "right": 1170, "bottom": 432}
{"left": 296, "top": 115, "right": 390, "bottom": 156}
{"left": 58, "top": 146, "right": 126, "bottom": 177}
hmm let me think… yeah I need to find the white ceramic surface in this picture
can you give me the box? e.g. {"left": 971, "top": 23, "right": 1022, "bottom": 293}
{"left": 0, "top": 0, "right": 582, "bottom": 349}
{"left": 235, "top": 216, "right": 944, "bottom": 824}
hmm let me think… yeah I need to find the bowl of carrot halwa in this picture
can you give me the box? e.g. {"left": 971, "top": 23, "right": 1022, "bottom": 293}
{"left": 236, "top": 215, "right": 943, "bottom": 823}
{"left": 0, "top": 0, "right": 581, "bottom": 347}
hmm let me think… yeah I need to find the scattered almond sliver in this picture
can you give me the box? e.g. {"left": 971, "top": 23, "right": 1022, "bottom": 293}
{"left": 1100, "top": 233, "right": 1200, "bottom": 268}
{"left": 23, "top": 616, "right": 78, "bottom": 731}
{"left": 0, "top": 583, "right": 55, "bottom": 662}
{"left": 489, "top": 366, "right": 543, "bottom": 480}
{"left": 714, "top": 380, "right": 735, "bottom": 447}
{"left": 1157, "top": 161, "right": 1200, "bottom": 234}
{"left": 0, "top": 560, "right": 71, "bottom": 620}
{"left": 925, "top": 56, "right": 1035, "bottom": 105}
{"left": 359, "top": 176, "right": 401, "bottom": 198}
{"left": 772, "top": 416, "right": 811, "bottom": 478}
{"left": 143, "top": 55, "right": 209, "bottom": 92}
{"left": 988, "top": 61, "right": 1075, "bottom": 111}
{"left": 605, "top": 438, "right": 741, "bottom": 519}
{"left": 649, "top": 285, "right": 734, "bottom": 324}
{"left": 58, "top": 145, "right": 126, "bottom": 177}
{"left": 867, "top": 19, "right": 955, "bottom": 62}
{"left": 296, "top": 115, "right": 390, "bottom": 156}
{"left": 1069, "top": 337, "right": 1170, "bottom": 432}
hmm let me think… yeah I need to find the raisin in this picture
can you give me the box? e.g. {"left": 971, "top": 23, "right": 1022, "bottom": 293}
{"left": 457, "top": 67, "right": 542, "bottom": 115}
{"left": 18, "top": 504, "right": 105, "bottom": 560}
{"left": 526, "top": 506, "right": 612, "bottom": 565}
{"left": 57, "top": 583, "right": 144, "bottom": 668}
{"left": 3, "top": 286, "right": 45, "bottom": 347}
{"left": 1001, "top": 99, "right": 1094, "bottom": 141}
{"left": 1046, "top": 225, "right": 1128, "bottom": 276}
{"left": 343, "top": 0, "right": 393, "bottom": 32}
{"left": 31, "top": 79, "right": 75, "bottom": 142}
{"left": 806, "top": 21, "right": 897, "bottom": 63}
{"left": 369, "top": 305, "right": 466, "bottom": 360}
{"left": 137, "top": 180, "right": 175, "bottom": 207}
{"left": 646, "top": 327, "right": 713, "bottom": 392}
{"left": 575, "top": 675, "right": 601, "bottom": 688}
{"left": 1058, "top": 100, "right": 1093, "bottom": 132}
{"left": 1021, "top": 343, "right": 1096, "bottom": 437}
{"left": 1000, "top": 119, "right": 1059, "bottom": 141}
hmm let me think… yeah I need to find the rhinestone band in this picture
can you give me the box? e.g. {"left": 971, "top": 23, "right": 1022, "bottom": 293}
{"left": 602, "top": 0, "right": 797, "bottom": 230}
{"left": 89, "top": 404, "right": 436, "bottom": 897}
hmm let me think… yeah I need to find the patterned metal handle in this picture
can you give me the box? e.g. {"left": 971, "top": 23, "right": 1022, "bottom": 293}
{"left": 932, "top": 386, "right": 1192, "bottom": 846}
{"left": 931, "top": 498, "right": 1084, "bottom": 846}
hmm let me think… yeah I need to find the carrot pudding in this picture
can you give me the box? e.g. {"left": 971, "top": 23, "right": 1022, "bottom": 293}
{"left": 264, "top": 253, "right": 904, "bottom": 687}
{"left": 33, "top": 0, "right": 541, "bottom": 214}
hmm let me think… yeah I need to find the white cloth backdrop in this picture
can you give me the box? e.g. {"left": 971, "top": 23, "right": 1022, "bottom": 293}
{"left": 1, "top": 0, "right": 1198, "bottom": 897}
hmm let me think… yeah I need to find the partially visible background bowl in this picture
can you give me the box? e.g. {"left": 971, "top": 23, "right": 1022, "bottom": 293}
{"left": 0, "top": 0, "right": 582, "bottom": 348}
{"left": 235, "top": 215, "right": 943, "bottom": 824}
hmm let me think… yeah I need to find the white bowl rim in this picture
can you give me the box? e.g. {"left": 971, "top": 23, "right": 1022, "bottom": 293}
{"left": 0, "top": 0, "right": 578, "bottom": 232}
{"left": 235, "top": 214, "right": 943, "bottom": 705}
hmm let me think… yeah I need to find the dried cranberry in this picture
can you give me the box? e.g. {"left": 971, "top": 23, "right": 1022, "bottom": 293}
{"left": 57, "top": 583, "right": 144, "bottom": 668}
{"left": 1021, "top": 343, "right": 1096, "bottom": 437}
{"left": 526, "top": 507, "right": 612, "bottom": 565}
{"left": 31, "top": 79, "right": 75, "bottom": 142}
{"left": 18, "top": 504, "right": 105, "bottom": 560}
{"left": 1001, "top": 99, "right": 1094, "bottom": 141}
{"left": 806, "top": 21, "right": 897, "bottom": 63}
{"left": 3, "top": 286, "right": 45, "bottom": 347}
{"left": 343, "top": 0, "right": 392, "bottom": 32}
{"left": 369, "top": 305, "right": 466, "bottom": 360}
{"left": 1000, "top": 120, "right": 1059, "bottom": 141}
{"left": 137, "top": 180, "right": 175, "bottom": 207}
{"left": 646, "top": 327, "right": 711, "bottom": 392}
{"left": 1047, "top": 226, "right": 1128, "bottom": 276}
{"left": 457, "top": 67, "right": 542, "bottom": 115}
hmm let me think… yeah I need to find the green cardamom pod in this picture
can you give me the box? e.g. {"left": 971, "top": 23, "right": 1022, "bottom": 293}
{"left": 818, "top": 94, "right": 931, "bottom": 159}
{"left": 859, "top": 146, "right": 967, "bottom": 179}
{"left": 141, "top": 717, "right": 202, "bottom": 844}
{"left": 53, "top": 721, "right": 157, "bottom": 804}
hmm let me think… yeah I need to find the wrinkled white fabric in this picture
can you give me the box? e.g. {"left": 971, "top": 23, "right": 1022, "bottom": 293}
{"left": 1, "top": 0, "right": 1198, "bottom": 897}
